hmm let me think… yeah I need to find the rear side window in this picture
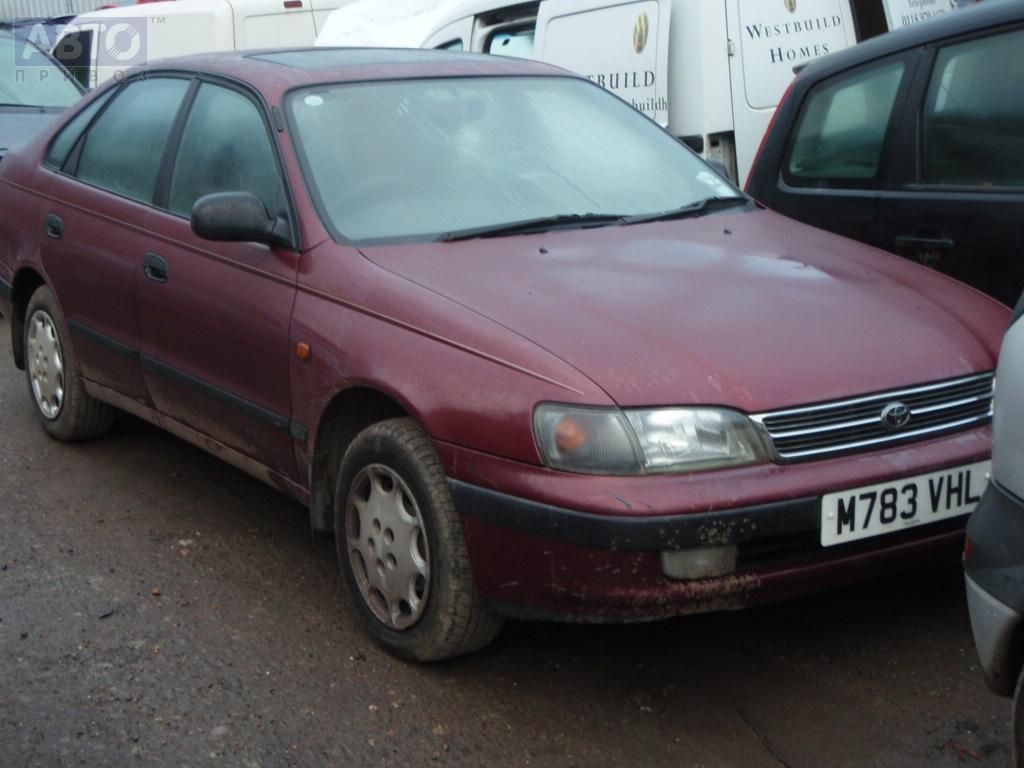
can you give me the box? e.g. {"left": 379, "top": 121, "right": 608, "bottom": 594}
{"left": 922, "top": 28, "right": 1024, "bottom": 188}
{"left": 45, "top": 89, "right": 114, "bottom": 169}
{"left": 166, "top": 83, "right": 284, "bottom": 218}
{"left": 76, "top": 78, "right": 190, "bottom": 204}
{"left": 786, "top": 59, "right": 906, "bottom": 185}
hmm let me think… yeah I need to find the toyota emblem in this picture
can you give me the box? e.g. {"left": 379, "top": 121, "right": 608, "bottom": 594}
{"left": 880, "top": 402, "right": 911, "bottom": 431}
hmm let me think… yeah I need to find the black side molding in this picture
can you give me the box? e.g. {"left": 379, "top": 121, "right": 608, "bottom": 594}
{"left": 67, "top": 318, "right": 308, "bottom": 444}
{"left": 448, "top": 479, "right": 820, "bottom": 551}
{"left": 140, "top": 354, "right": 290, "bottom": 433}
{"left": 68, "top": 319, "right": 139, "bottom": 360}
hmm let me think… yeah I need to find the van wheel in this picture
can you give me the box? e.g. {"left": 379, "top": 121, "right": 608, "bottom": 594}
{"left": 24, "top": 286, "right": 114, "bottom": 442}
{"left": 333, "top": 418, "right": 503, "bottom": 661}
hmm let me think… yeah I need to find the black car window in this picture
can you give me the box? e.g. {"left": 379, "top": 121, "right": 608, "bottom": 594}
{"left": 45, "top": 88, "right": 114, "bottom": 169}
{"left": 167, "top": 83, "right": 284, "bottom": 218}
{"left": 786, "top": 58, "right": 905, "bottom": 186}
{"left": 76, "top": 78, "right": 190, "bottom": 204}
{"left": 922, "top": 27, "right": 1024, "bottom": 188}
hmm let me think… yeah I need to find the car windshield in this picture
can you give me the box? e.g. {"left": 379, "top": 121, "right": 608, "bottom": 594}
{"left": 287, "top": 76, "right": 741, "bottom": 244}
{"left": 0, "top": 30, "right": 82, "bottom": 109}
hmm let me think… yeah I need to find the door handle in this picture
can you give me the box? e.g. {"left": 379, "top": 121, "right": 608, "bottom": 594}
{"left": 894, "top": 235, "right": 954, "bottom": 251}
{"left": 143, "top": 253, "right": 169, "bottom": 284}
{"left": 45, "top": 214, "right": 63, "bottom": 239}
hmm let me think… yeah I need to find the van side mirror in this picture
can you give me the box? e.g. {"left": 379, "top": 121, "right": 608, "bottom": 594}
{"left": 191, "top": 192, "right": 288, "bottom": 247}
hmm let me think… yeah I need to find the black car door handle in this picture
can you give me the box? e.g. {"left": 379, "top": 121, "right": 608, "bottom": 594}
{"left": 143, "top": 253, "right": 169, "bottom": 283}
{"left": 894, "top": 235, "right": 955, "bottom": 251}
{"left": 45, "top": 214, "right": 63, "bottom": 239}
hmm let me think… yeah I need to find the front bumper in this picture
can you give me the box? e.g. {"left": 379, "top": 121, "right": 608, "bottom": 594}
{"left": 965, "top": 480, "right": 1024, "bottom": 695}
{"left": 444, "top": 438, "right": 988, "bottom": 623}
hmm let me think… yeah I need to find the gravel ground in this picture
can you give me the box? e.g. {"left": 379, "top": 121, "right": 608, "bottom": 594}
{"left": 0, "top": 315, "right": 1013, "bottom": 768}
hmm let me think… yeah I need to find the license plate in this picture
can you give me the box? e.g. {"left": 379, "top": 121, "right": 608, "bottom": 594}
{"left": 820, "top": 461, "right": 990, "bottom": 547}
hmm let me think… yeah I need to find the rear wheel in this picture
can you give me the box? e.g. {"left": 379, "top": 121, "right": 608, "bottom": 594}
{"left": 334, "top": 418, "right": 503, "bottom": 661}
{"left": 24, "top": 286, "right": 114, "bottom": 442}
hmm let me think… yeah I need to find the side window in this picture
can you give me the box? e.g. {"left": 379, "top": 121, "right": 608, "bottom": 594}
{"left": 52, "top": 29, "right": 93, "bottom": 90}
{"left": 167, "top": 83, "right": 285, "bottom": 218}
{"left": 45, "top": 88, "right": 114, "bottom": 169}
{"left": 786, "top": 59, "right": 906, "bottom": 186}
{"left": 76, "top": 78, "right": 190, "bottom": 203}
{"left": 922, "top": 28, "right": 1024, "bottom": 188}
{"left": 486, "top": 26, "right": 535, "bottom": 58}
{"left": 437, "top": 39, "right": 464, "bottom": 51}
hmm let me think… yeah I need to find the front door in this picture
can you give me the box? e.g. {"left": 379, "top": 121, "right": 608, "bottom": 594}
{"left": 137, "top": 80, "right": 301, "bottom": 477}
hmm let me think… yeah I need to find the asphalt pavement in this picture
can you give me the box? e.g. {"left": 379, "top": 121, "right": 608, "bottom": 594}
{"left": 0, "top": 316, "right": 1013, "bottom": 768}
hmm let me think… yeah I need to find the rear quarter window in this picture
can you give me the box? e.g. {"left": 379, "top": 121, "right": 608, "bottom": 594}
{"left": 785, "top": 58, "right": 906, "bottom": 187}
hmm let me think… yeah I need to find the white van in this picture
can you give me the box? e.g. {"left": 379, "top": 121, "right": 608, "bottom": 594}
{"left": 316, "top": 0, "right": 959, "bottom": 184}
{"left": 51, "top": 0, "right": 357, "bottom": 89}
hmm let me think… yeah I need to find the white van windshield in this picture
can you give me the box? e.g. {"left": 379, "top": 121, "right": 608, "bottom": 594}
{"left": 288, "top": 76, "right": 741, "bottom": 244}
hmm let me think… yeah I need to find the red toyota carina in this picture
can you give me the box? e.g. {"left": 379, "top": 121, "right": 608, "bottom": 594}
{"left": 0, "top": 49, "right": 1009, "bottom": 660}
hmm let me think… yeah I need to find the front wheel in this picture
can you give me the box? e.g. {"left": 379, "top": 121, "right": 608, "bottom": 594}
{"left": 334, "top": 418, "right": 503, "bottom": 661}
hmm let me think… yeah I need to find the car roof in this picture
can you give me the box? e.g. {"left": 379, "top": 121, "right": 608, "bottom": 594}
{"left": 799, "top": 0, "right": 1023, "bottom": 81}
{"left": 137, "top": 46, "right": 571, "bottom": 101}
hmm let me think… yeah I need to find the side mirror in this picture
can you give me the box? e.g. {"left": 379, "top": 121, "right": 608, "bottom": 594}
{"left": 191, "top": 192, "right": 288, "bottom": 246}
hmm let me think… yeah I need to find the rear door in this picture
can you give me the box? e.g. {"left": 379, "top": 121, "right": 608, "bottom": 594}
{"left": 879, "top": 24, "right": 1024, "bottom": 306}
{"left": 41, "top": 77, "right": 192, "bottom": 404}
{"left": 533, "top": 0, "right": 672, "bottom": 127}
{"left": 724, "top": 0, "right": 859, "bottom": 185}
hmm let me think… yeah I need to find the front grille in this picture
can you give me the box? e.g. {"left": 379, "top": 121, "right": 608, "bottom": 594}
{"left": 751, "top": 372, "right": 994, "bottom": 461}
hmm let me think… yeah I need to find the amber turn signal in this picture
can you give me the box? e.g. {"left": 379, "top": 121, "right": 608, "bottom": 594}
{"left": 554, "top": 416, "right": 588, "bottom": 454}
{"left": 296, "top": 342, "right": 311, "bottom": 360}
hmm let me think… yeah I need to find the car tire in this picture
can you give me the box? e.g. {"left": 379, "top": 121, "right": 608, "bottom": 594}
{"left": 334, "top": 417, "right": 503, "bottom": 661}
{"left": 1014, "top": 666, "right": 1024, "bottom": 767}
{"left": 23, "top": 286, "right": 115, "bottom": 442}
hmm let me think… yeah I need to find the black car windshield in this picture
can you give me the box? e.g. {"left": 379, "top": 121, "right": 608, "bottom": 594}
{"left": 0, "top": 30, "right": 82, "bottom": 109}
{"left": 287, "top": 76, "right": 742, "bottom": 244}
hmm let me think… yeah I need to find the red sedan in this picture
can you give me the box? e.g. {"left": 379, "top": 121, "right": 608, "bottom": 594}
{"left": 0, "top": 49, "right": 1008, "bottom": 660}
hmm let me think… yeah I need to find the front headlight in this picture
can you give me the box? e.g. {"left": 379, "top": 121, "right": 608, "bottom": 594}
{"left": 534, "top": 404, "right": 769, "bottom": 475}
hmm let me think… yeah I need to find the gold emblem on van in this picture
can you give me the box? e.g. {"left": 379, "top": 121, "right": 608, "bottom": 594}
{"left": 633, "top": 12, "right": 649, "bottom": 54}
{"left": 784, "top": 0, "right": 797, "bottom": 12}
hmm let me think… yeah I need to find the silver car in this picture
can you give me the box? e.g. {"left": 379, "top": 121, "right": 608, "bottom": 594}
{"left": 965, "top": 290, "right": 1024, "bottom": 762}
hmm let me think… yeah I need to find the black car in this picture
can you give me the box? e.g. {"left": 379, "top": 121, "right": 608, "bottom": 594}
{"left": 0, "top": 23, "right": 83, "bottom": 163}
{"left": 745, "top": 0, "right": 1024, "bottom": 307}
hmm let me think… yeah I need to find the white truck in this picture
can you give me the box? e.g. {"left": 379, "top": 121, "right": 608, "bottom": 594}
{"left": 51, "top": 0, "right": 357, "bottom": 89}
{"left": 316, "top": 0, "right": 959, "bottom": 185}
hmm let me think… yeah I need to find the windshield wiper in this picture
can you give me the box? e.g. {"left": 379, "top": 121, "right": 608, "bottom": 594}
{"left": 622, "top": 195, "right": 751, "bottom": 226}
{"left": 437, "top": 213, "right": 626, "bottom": 242}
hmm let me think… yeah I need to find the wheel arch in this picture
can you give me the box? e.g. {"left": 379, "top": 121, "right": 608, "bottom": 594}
{"left": 9, "top": 267, "right": 47, "bottom": 370}
{"left": 308, "top": 385, "right": 412, "bottom": 532}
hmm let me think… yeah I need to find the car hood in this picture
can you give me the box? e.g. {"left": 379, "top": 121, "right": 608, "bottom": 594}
{"left": 359, "top": 209, "right": 1006, "bottom": 411}
{"left": 0, "top": 109, "right": 63, "bottom": 159}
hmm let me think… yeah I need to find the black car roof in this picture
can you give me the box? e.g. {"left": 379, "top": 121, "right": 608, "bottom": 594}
{"left": 801, "top": 0, "right": 1023, "bottom": 80}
